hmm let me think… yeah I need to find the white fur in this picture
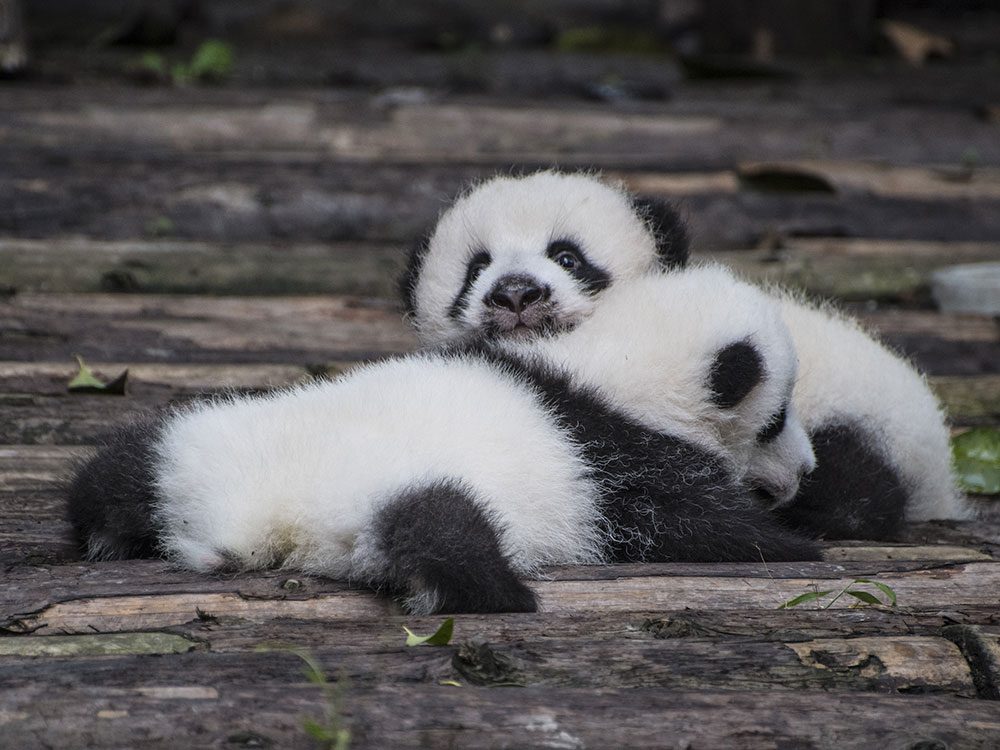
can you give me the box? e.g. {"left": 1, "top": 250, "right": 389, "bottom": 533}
{"left": 503, "top": 266, "right": 816, "bottom": 505}
{"left": 152, "top": 353, "right": 603, "bottom": 579}
{"left": 411, "top": 170, "right": 659, "bottom": 344}
{"left": 774, "top": 292, "right": 967, "bottom": 521}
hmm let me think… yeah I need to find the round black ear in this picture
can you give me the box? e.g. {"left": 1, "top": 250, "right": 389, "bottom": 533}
{"left": 398, "top": 227, "right": 434, "bottom": 316}
{"left": 632, "top": 196, "right": 690, "bottom": 268}
{"left": 708, "top": 340, "right": 764, "bottom": 409}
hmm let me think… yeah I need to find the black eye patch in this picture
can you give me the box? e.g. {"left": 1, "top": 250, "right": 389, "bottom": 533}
{"left": 757, "top": 404, "right": 788, "bottom": 444}
{"left": 545, "top": 239, "right": 610, "bottom": 294}
{"left": 448, "top": 249, "right": 491, "bottom": 319}
{"left": 708, "top": 340, "right": 764, "bottom": 409}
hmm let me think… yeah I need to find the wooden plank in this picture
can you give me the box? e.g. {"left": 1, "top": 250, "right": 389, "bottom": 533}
{"left": 739, "top": 160, "right": 1000, "bottom": 200}
{"left": 4, "top": 561, "right": 999, "bottom": 634}
{"left": 0, "top": 293, "right": 417, "bottom": 364}
{"left": 0, "top": 238, "right": 404, "bottom": 297}
{"left": 5, "top": 155, "right": 1000, "bottom": 248}
{"left": 2, "top": 684, "right": 998, "bottom": 749}
{"left": 0, "top": 634, "right": 976, "bottom": 696}
{"left": 704, "top": 239, "right": 1000, "bottom": 304}
{"left": 4, "top": 92, "right": 1000, "bottom": 170}
{"left": 3, "top": 237, "right": 999, "bottom": 304}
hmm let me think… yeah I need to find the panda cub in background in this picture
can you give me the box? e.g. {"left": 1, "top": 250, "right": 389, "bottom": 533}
{"left": 401, "top": 170, "right": 969, "bottom": 539}
{"left": 67, "top": 270, "right": 820, "bottom": 616}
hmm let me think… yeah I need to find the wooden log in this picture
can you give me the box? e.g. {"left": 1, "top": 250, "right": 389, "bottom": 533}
{"left": 0, "top": 238, "right": 404, "bottom": 297}
{"left": 3, "top": 237, "right": 999, "bottom": 305}
{"left": 738, "top": 160, "right": 1000, "bottom": 200}
{"left": 0, "top": 633, "right": 977, "bottom": 696}
{"left": 2, "top": 683, "right": 999, "bottom": 749}
{"left": 4, "top": 91, "right": 1000, "bottom": 172}
{"left": 704, "top": 239, "right": 1000, "bottom": 305}
{"left": 4, "top": 560, "right": 999, "bottom": 635}
{"left": 0, "top": 293, "right": 417, "bottom": 364}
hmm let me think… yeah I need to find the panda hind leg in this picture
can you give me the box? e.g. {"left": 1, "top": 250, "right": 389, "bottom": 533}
{"left": 369, "top": 480, "right": 537, "bottom": 615}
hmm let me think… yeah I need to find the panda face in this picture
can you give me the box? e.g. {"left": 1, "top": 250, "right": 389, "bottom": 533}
{"left": 403, "top": 171, "right": 663, "bottom": 345}
{"left": 743, "top": 387, "right": 817, "bottom": 508}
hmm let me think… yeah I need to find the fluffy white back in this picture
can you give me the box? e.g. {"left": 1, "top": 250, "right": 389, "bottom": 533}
{"left": 412, "top": 170, "right": 659, "bottom": 343}
{"left": 152, "top": 353, "right": 603, "bottom": 577}
{"left": 503, "top": 265, "right": 816, "bottom": 504}
{"left": 776, "top": 293, "right": 967, "bottom": 521}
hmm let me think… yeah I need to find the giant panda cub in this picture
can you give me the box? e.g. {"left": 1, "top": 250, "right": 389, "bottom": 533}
{"left": 67, "top": 276, "right": 820, "bottom": 615}
{"left": 498, "top": 265, "right": 817, "bottom": 507}
{"left": 400, "top": 170, "right": 689, "bottom": 346}
{"left": 401, "top": 170, "right": 969, "bottom": 539}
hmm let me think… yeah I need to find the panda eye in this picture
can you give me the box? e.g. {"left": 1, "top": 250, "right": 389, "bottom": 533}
{"left": 554, "top": 251, "right": 579, "bottom": 269}
{"left": 547, "top": 240, "right": 583, "bottom": 271}
{"left": 757, "top": 404, "right": 788, "bottom": 444}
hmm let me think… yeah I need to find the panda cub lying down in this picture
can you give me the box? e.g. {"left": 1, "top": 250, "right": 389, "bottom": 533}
{"left": 401, "top": 170, "right": 969, "bottom": 540}
{"left": 68, "top": 266, "right": 820, "bottom": 614}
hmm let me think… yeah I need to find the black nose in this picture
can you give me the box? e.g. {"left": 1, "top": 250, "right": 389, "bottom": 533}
{"left": 488, "top": 276, "right": 548, "bottom": 314}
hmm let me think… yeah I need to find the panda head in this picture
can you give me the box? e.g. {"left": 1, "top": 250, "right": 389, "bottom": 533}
{"left": 400, "top": 170, "right": 688, "bottom": 345}
{"left": 503, "top": 267, "right": 816, "bottom": 506}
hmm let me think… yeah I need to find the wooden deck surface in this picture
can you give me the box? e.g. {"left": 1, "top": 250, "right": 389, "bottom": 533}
{"left": 2, "top": 43, "right": 1000, "bottom": 749}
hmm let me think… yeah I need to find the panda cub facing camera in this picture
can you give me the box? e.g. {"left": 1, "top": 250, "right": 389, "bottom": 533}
{"left": 400, "top": 170, "right": 688, "bottom": 346}
{"left": 402, "top": 170, "right": 970, "bottom": 538}
{"left": 67, "top": 270, "right": 820, "bottom": 615}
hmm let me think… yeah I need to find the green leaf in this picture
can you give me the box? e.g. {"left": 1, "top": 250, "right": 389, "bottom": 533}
{"left": 844, "top": 590, "right": 882, "bottom": 605}
{"left": 777, "top": 590, "right": 834, "bottom": 609}
{"left": 302, "top": 718, "right": 332, "bottom": 741}
{"left": 139, "top": 51, "right": 166, "bottom": 75}
{"left": 853, "top": 579, "right": 897, "bottom": 607}
{"left": 189, "top": 40, "right": 234, "bottom": 81}
{"left": 952, "top": 428, "right": 1000, "bottom": 495}
{"left": 403, "top": 617, "right": 454, "bottom": 646}
{"left": 67, "top": 355, "right": 129, "bottom": 395}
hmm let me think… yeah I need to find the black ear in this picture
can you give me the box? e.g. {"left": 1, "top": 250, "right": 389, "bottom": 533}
{"left": 708, "top": 340, "right": 764, "bottom": 409}
{"left": 398, "top": 227, "right": 434, "bottom": 316}
{"left": 632, "top": 196, "right": 689, "bottom": 268}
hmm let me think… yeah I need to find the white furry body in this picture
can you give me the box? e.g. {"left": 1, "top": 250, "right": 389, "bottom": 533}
{"left": 505, "top": 266, "right": 816, "bottom": 504}
{"left": 777, "top": 295, "right": 967, "bottom": 521}
{"left": 153, "top": 354, "right": 602, "bottom": 577}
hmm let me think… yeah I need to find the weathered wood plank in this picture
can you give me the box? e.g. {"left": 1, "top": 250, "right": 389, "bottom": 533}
{"left": 0, "top": 293, "right": 417, "bottom": 364}
{"left": 4, "top": 93, "right": 1000, "bottom": 170}
{"left": 3, "top": 237, "right": 999, "bottom": 306}
{"left": 707, "top": 239, "right": 1000, "bottom": 305}
{"left": 5, "top": 156, "right": 1000, "bottom": 248}
{"left": 2, "top": 684, "right": 998, "bottom": 749}
{"left": 4, "top": 562, "right": 998, "bottom": 634}
{"left": 0, "top": 634, "right": 976, "bottom": 696}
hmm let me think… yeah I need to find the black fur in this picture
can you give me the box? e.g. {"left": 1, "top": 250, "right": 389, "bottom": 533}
{"left": 757, "top": 404, "right": 788, "bottom": 444}
{"left": 66, "top": 415, "right": 165, "bottom": 560}
{"left": 776, "top": 423, "right": 907, "bottom": 540}
{"left": 633, "top": 196, "right": 689, "bottom": 268}
{"left": 452, "top": 343, "right": 821, "bottom": 563}
{"left": 372, "top": 480, "right": 537, "bottom": 613}
{"left": 398, "top": 228, "right": 433, "bottom": 317}
{"left": 545, "top": 239, "right": 611, "bottom": 294}
{"left": 708, "top": 341, "right": 764, "bottom": 409}
{"left": 448, "top": 249, "right": 492, "bottom": 319}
